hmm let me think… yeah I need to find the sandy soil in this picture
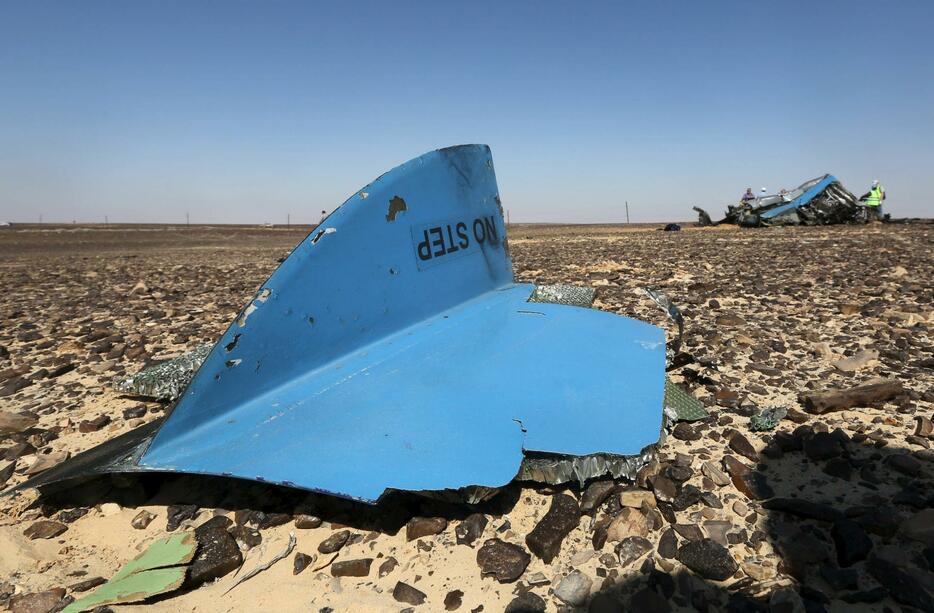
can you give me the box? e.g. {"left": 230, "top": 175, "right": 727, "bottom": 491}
{"left": 1, "top": 221, "right": 932, "bottom": 612}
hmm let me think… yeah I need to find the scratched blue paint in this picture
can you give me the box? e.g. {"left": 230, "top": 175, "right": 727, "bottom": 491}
{"left": 759, "top": 174, "right": 839, "bottom": 220}
{"left": 139, "top": 145, "right": 666, "bottom": 502}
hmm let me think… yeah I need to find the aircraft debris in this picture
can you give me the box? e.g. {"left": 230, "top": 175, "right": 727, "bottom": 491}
{"left": 7, "top": 145, "right": 671, "bottom": 503}
{"left": 695, "top": 175, "right": 864, "bottom": 227}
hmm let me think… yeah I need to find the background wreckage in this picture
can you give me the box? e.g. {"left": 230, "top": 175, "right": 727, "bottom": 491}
{"left": 694, "top": 174, "right": 864, "bottom": 228}
{"left": 9, "top": 145, "right": 700, "bottom": 504}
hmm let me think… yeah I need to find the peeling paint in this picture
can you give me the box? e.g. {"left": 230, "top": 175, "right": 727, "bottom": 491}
{"left": 224, "top": 334, "right": 242, "bottom": 352}
{"left": 385, "top": 196, "right": 407, "bottom": 222}
{"left": 225, "top": 359, "right": 242, "bottom": 368}
{"left": 236, "top": 303, "right": 257, "bottom": 327}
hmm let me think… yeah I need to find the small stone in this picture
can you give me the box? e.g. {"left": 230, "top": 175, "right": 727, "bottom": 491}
{"left": 68, "top": 576, "right": 106, "bottom": 592}
{"left": 57, "top": 508, "right": 88, "bottom": 523}
{"left": 804, "top": 432, "right": 843, "bottom": 461}
{"left": 606, "top": 507, "right": 648, "bottom": 542}
{"left": 99, "top": 502, "right": 121, "bottom": 517}
{"left": 741, "top": 557, "right": 775, "bottom": 581}
{"left": 615, "top": 536, "right": 652, "bottom": 567}
{"left": 673, "top": 524, "right": 704, "bottom": 541}
{"left": 8, "top": 588, "right": 66, "bottom": 613}
{"left": 658, "top": 528, "right": 678, "bottom": 559}
{"left": 888, "top": 453, "right": 922, "bottom": 476}
{"left": 504, "top": 591, "right": 546, "bottom": 613}
{"left": 131, "top": 510, "right": 156, "bottom": 529}
{"left": 619, "top": 489, "right": 655, "bottom": 508}
{"left": 294, "top": 514, "right": 323, "bottom": 529}
{"left": 701, "top": 461, "right": 730, "bottom": 487}
{"left": 330, "top": 558, "right": 372, "bottom": 577}
{"left": 318, "top": 529, "right": 351, "bottom": 554}
{"left": 443, "top": 589, "right": 464, "bottom": 611}
{"left": 732, "top": 501, "right": 749, "bottom": 516}
{"left": 406, "top": 516, "right": 448, "bottom": 541}
{"left": 831, "top": 518, "right": 873, "bottom": 567}
{"left": 554, "top": 570, "right": 592, "bottom": 606}
{"left": 525, "top": 493, "right": 580, "bottom": 563}
{"left": 476, "top": 538, "right": 530, "bottom": 583}
{"left": 901, "top": 509, "right": 934, "bottom": 546}
{"left": 723, "top": 456, "right": 773, "bottom": 500}
{"left": 78, "top": 415, "right": 111, "bottom": 433}
{"left": 672, "top": 423, "right": 701, "bottom": 441}
{"left": 914, "top": 416, "right": 934, "bottom": 438}
{"left": 187, "top": 516, "right": 242, "bottom": 586}
{"left": 122, "top": 405, "right": 147, "bottom": 420}
{"left": 580, "top": 480, "right": 616, "bottom": 514}
{"left": 677, "top": 538, "right": 738, "bottom": 581}
{"left": 0, "top": 410, "right": 38, "bottom": 435}
{"left": 166, "top": 504, "right": 199, "bottom": 531}
{"left": 230, "top": 524, "right": 262, "bottom": 549}
{"left": 0, "top": 460, "right": 15, "bottom": 487}
{"left": 392, "top": 582, "right": 427, "bottom": 606}
{"left": 378, "top": 556, "right": 398, "bottom": 577}
{"left": 23, "top": 520, "right": 67, "bottom": 540}
{"left": 728, "top": 433, "right": 758, "bottom": 462}
{"left": 294, "top": 552, "right": 315, "bottom": 575}
{"left": 650, "top": 475, "right": 677, "bottom": 503}
{"left": 455, "top": 513, "right": 488, "bottom": 546}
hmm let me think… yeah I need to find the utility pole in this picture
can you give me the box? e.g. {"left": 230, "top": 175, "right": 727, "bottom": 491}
{"left": 625, "top": 201, "right": 630, "bottom": 224}
{"left": 506, "top": 210, "right": 510, "bottom": 226}
{"left": 186, "top": 212, "right": 190, "bottom": 226}
{"left": 39, "top": 213, "right": 43, "bottom": 224}
{"left": 105, "top": 215, "right": 108, "bottom": 225}
{"left": 287, "top": 213, "right": 290, "bottom": 228}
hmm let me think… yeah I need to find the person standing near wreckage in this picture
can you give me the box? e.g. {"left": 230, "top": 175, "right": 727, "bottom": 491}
{"left": 861, "top": 180, "right": 886, "bottom": 220}
{"left": 741, "top": 188, "right": 756, "bottom": 204}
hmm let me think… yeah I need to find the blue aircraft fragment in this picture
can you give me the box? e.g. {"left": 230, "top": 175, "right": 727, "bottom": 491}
{"left": 8, "top": 145, "right": 668, "bottom": 503}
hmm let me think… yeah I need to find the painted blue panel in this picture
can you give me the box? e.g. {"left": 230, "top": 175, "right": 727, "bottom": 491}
{"left": 760, "top": 175, "right": 838, "bottom": 219}
{"left": 138, "top": 145, "right": 666, "bottom": 502}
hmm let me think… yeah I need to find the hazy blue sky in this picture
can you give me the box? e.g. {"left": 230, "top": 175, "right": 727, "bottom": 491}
{"left": 2, "top": 1, "right": 932, "bottom": 224}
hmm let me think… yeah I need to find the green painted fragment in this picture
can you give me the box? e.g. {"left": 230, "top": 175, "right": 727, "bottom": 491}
{"left": 750, "top": 406, "right": 787, "bottom": 431}
{"left": 664, "top": 379, "right": 708, "bottom": 422}
{"left": 63, "top": 532, "right": 197, "bottom": 613}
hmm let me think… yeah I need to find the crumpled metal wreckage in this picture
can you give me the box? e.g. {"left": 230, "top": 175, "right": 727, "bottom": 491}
{"left": 8, "top": 145, "right": 699, "bottom": 504}
{"left": 695, "top": 174, "right": 863, "bottom": 228}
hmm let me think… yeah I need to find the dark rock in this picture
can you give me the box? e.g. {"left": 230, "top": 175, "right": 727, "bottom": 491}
{"left": 650, "top": 475, "right": 677, "bottom": 503}
{"left": 294, "top": 514, "right": 322, "bottom": 529}
{"left": 630, "top": 587, "right": 671, "bottom": 613}
{"left": 166, "top": 504, "right": 199, "bottom": 531}
{"left": 723, "top": 456, "right": 773, "bottom": 500}
{"left": 672, "top": 423, "right": 700, "bottom": 441}
{"left": 130, "top": 510, "right": 155, "bottom": 529}
{"left": 773, "top": 525, "right": 829, "bottom": 579}
{"left": 23, "top": 520, "right": 67, "bottom": 540}
{"left": 819, "top": 564, "right": 858, "bottom": 591}
{"left": 443, "top": 589, "right": 463, "bottom": 611}
{"left": 230, "top": 524, "right": 262, "bottom": 548}
{"left": 867, "top": 552, "right": 934, "bottom": 610}
{"left": 666, "top": 464, "right": 693, "bottom": 482}
{"left": 823, "top": 457, "right": 851, "bottom": 480}
{"left": 728, "top": 433, "right": 758, "bottom": 462}
{"left": 677, "top": 538, "right": 738, "bottom": 581}
{"left": 804, "top": 432, "right": 843, "bottom": 461}
{"left": 525, "top": 493, "right": 580, "bottom": 563}
{"left": 317, "top": 529, "right": 351, "bottom": 554}
{"left": 251, "top": 511, "right": 292, "bottom": 529}
{"left": 671, "top": 485, "right": 702, "bottom": 511}
{"left": 673, "top": 524, "right": 704, "bottom": 541}
{"left": 831, "top": 518, "right": 873, "bottom": 567}
{"left": 658, "top": 528, "right": 678, "bottom": 559}
{"left": 57, "top": 508, "right": 89, "bottom": 524}
{"left": 78, "top": 415, "right": 111, "bottom": 433}
{"left": 456, "top": 513, "right": 488, "bottom": 546}
{"left": 0, "top": 460, "right": 15, "bottom": 487}
{"left": 122, "top": 405, "right": 148, "bottom": 420}
{"left": 580, "top": 481, "right": 616, "bottom": 514}
{"left": 3, "top": 442, "right": 36, "bottom": 461}
{"left": 393, "top": 582, "right": 427, "bottom": 606}
{"left": 476, "top": 538, "right": 530, "bottom": 583}
{"left": 293, "top": 552, "right": 314, "bottom": 575}
{"left": 8, "top": 588, "right": 66, "bottom": 613}
{"left": 330, "top": 558, "right": 372, "bottom": 577}
{"left": 761, "top": 498, "right": 843, "bottom": 522}
{"left": 187, "top": 516, "right": 242, "bottom": 586}
{"left": 841, "top": 587, "right": 887, "bottom": 604}
{"left": 378, "top": 556, "right": 398, "bottom": 577}
{"left": 406, "top": 516, "right": 448, "bottom": 541}
{"left": 615, "top": 536, "right": 652, "bottom": 567}
{"left": 68, "top": 576, "right": 106, "bottom": 592}
{"left": 504, "top": 591, "right": 545, "bottom": 613}
{"left": 887, "top": 453, "right": 922, "bottom": 476}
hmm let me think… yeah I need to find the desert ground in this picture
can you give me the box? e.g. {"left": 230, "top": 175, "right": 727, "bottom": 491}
{"left": 1, "top": 221, "right": 932, "bottom": 612}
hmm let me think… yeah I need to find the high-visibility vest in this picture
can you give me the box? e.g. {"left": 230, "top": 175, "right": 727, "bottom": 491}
{"left": 866, "top": 185, "right": 883, "bottom": 207}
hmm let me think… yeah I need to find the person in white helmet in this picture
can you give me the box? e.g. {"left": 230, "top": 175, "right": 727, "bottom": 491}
{"left": 859, "top": 180, "right": 886, "bottom": 221}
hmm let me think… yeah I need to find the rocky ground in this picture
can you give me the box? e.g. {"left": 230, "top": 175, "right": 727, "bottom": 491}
{"left": 1, "top": 221, "right": 932, "bottom": 613}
